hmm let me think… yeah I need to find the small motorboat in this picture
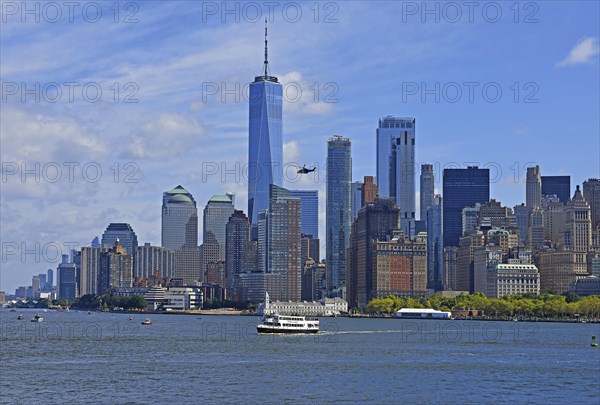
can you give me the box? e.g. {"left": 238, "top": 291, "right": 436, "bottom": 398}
{"left": 17, "top": 314, "right": 24, "bottom": 320}
{"left": 31, "top": 314, "right": 44, "bottom": 323}
{"left": 141, "top": 318, "right": 153, "bottom": 325}
{"left": 128, "top": 316, "right": 133, "bottom": 321}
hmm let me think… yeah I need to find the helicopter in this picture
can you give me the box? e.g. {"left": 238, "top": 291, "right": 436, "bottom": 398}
{"left": 297, "top": 165, "right": 317, "bottom": 174}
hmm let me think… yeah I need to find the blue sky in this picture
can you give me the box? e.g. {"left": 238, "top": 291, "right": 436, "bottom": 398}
{"left": 1, "top": 1, "right": 599, "bottom": 293}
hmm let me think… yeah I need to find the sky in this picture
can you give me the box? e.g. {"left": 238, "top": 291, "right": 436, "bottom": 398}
{"left": 1, "top": 1, "right": 599, "bottom": 293}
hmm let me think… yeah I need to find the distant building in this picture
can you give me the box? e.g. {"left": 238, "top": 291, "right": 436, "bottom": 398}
{"left": 351, "top": 181, "right": 363, "bottom": 221}
{"left": 225, "top": 210, "right": 250, "bottom": 291}
{"left": 443, "top": 246, "right": 459, "bottom": 291}
{"left": 427, "top": 195, "right": 443, "bottom": 291}
{"left": 420, "top": 164, "right": 435, "bottom": 221}
{"left": 526, "top": 166, "right": 542, "bottom": 210}
{"left": 101, "top": 223, "right": 138, "bottom": 257}
{"left": 443, "top": 167, "right": 490, "bottom": 247}
{"left": 98, "top": 240, "right": 133, "bottom": 295}
{"left": 80, "top": 246, "right": 109, "bottom": 295}
{"left": 326, "top": 135, "right": 352, "bottom": 292}
{"left": 486, "top": 263, "right": 540, "bottom": 298}
{"left": 135, "top": 243, "right": 175, "bottom": 282}
{"left": 514, "top": 204, "right": 529, "bottom": 244}
{"left": 541, "top": 175, "right": 570, "bottom": 204}
{"left": 258, "top": 292, "right": 347, "bottom": 316}
{"left": 457, "top": 230, "right": 485, "bottom": 293}
{"left": 564, "top": 186, "right": 592, "bottom": 274}
{"left": 57, "top": 254, "right": 77, "bottom": 300}
{"left": 47, "top": 269, "right": 53, "bottom": 289}
{"left": 163, "top": 287, "right": 203, "bottom": 310}
{"left": 290, "top": 189, "right": 319, "bottom": 238}
{"left": 376, "top": 116, "right": 416, "bottom": 235}
{"left": 583, "top": 178, "right": 600, "bottom": 229}
{"left": 372, "top": 231, "right": 428, "bottom": 298}
{"left": 302, "top": 259, "right": 326, "bottom": 301}
{"left": 162, "top": 185, "right": 198, "bottom": 250}
{"left": 202, "top": 194, "right": 235, "bottom": 282}
{"left": 247, "top": 29, "right": 283, "bottom": 236}
{"left": 347, "top": 198, "right": 401, "bottom": 308}
{"left": 571, "top": 276, "right": 600, "bottom": 297}
{"left": 361, "top": 176, "right": 378, "bottom": 207}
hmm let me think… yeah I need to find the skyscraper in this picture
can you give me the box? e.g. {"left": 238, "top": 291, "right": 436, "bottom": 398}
{"left": 289, "top": 190, "right": 319, "bottom": 238}
{"left": 225, "top": 210, "right": 250, "bottom": 290}
{"left": 583, "top": 179, "right": 600, "bottom": 229}
{"left": 442, "top": 166, "right": 490, "bottom": 247}
{"left": 248, "top": 21, "right": 283, "bottom": 236}
{"left": 427, "top": 195, "right": 443, "bottom": 291}
{"left": 351, "top": 181, "right": 363, "bottom": 221}
{"left": 161, "top": 185, "right": 198, "bottom": 249}
{"left": 376, "top": 116, "right": 416, "bottom": 235}
{"left": 347, "top": 198, "right": 401, "bottom": 308}
{"left": 526, "top": 166, "right": 541, "bottom": 210}
{"left": 57, "top": 254, "right": 77, "bottom": 300}
{"left": 161, "top": 185, "right": 201, "bottom": 285}
{"left": 98, "top": 239, "right": 133, "bottom": 294}
{"left": 361, "top": 176, "right": 378, "bottom": 206}
{"left": 101, "top": 223, "right": 138, "bottom": 257}
{"left": 420, "top": 164, "right": 434, "bottom": 221}
{"left": 541, "top": 175, "right": 570, "bottom": 204}
{"left": 326, "top": 136, "right": 352, "bottom": 292}
{"left": 202, "top": 194, "right": 235, "bottom": 281}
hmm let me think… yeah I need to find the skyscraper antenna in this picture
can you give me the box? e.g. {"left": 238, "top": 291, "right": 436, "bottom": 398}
{"left": 264, "top": 18, "right": 269, "bottom": 77}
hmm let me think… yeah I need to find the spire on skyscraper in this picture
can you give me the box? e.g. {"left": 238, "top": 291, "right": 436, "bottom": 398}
{"left": 263, "top": 18, "right": 269, "bottom": 78}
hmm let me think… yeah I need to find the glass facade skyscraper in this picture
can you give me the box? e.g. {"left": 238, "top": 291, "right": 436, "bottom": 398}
{"left": 376, "top": 116, "right": 416, "bottom": 236}
{"left": 202, "top": 194, "right": 235, "bottom": 278}
{"left": 248, "top": 24, "right": 283, "bottom": 237}
{"left": 442, "top": 166, "right": 490, "bottom": 247}
{"left": 326, "top": 136, "right": 352, "bottom": 292}
{"left": 161, "top": 185, "right": 198, "bottom": 249}
{"left": 101, "top": 223, "right": 138, "bottom": 257}
{"left": 290, "top": 190, "right": 318, "bottom": 238}
{"left": 541, "top": 175, "right": 571, "bottom": 204}
{"left": 427, "top": 195, "right": 443, "bottom": 291}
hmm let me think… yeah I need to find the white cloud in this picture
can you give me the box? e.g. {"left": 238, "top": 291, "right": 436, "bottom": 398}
{"left": 280, "top": 71, "right": 335, "bottom": 116}
{"left": 556, "top": 37, "right": 600, "bottom": 67}
{"left": 120, "top": 112, "right": 206, "bottom": 160}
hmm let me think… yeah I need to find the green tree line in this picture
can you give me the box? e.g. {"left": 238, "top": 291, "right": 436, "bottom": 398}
{"left": 365, "top": 293, "right": 600, "bottom": 319}
{"left": 70, "top": 294, "right": 147, "bottom": 310}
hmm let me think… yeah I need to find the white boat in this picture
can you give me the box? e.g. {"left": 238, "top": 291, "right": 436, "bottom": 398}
{"left": 257, "top": 314, "right": 319, "bottom": 334}
{"left": 141, "top": 318, "right": 153, "bottom": 325}
{"left": 31, "top": 314, "right": 44, "bottom": 323}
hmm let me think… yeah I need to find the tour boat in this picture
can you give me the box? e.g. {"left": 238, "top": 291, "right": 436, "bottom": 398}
{"left": 31, "top": 314, "right": 44, "bottom": 323}
{"left": 257, "top": 314, "right": 319, "bottom": 334}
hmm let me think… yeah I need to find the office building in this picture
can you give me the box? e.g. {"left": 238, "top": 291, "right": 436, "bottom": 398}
{"left": 247, "top": 23, "right": 283, "bottom": 235}
{"left": 487, "top": 263, "right": 540, "bottom": 298}
{"left": 202, "top": 194, "right": 235, "bottom": 281}
{"left": 225, "top": 210, "right": 250, "bottom": 290}
{"left": 583, "top": 179, "right": 600, "bottom": 229}
{"left": 98, "top": 239, "right": 133, "bottom": 295}
{"left": 290, "top": 189, "right": 319, "bottom": 238}
{"left": 443, "top": 166, "right": 490, "bottom": 247}
{"left": 351, "top": 181, "right": 363, "bottom": 221}
{"left": 326, "top": 136, "right": 352, "bottom": 292}
{"left": 347, "top": 198, "right": 401, "bottom": 308}
{"left": 101, "top": 223, "right": 138, "bottom": 258}
{"left": 162, "top": 185, "right": 198, "bottom": 249}
{"left": 427, "top": 195, "right": 443, "bottom": 291}
{"left": 541, "top": 175, "right": 570, "bottom": 204}
{"left": 526, "top": 166, "right": 542, "bottom": 210}
{"left": 376, "top": 116, "right": 416, "bottom": 235}
{"left": 135, "top": 243, "right": 175, "bottom": 282}
{"left": 564, "top": 185, "right": 592, "bottom": 273}
{"left": 420, "top": 164, "right": 435, "bottom": 221}
{"left": 362, "top": 176, "right": 378, "bottom": 207}
{"left": 57, "top": 254, "right": 77, "bottom": 300}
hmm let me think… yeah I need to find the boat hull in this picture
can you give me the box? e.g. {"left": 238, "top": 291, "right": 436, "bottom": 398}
{"left": 257, "top": 326, "right": 318, "bottom": 334}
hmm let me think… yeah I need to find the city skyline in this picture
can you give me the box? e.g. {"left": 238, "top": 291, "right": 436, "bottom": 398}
{"left": 2, "top": 2, "right": 599, "bottom": 292}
